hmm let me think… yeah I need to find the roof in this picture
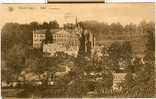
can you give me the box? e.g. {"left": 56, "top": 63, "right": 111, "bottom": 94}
{"left": 54, "top": 29, "right": 70, "bottom": 35}
{"left": 50, "top": 29, "right": 59, "bottom": 33}
{"left": 34, "top": 29, "right": 59, "bottom": 34}
{"left": 34, "top": 29, "right": 46, "bottom": 34}
{"left": 33, "top": 29, "right": 80, "bottom": 36}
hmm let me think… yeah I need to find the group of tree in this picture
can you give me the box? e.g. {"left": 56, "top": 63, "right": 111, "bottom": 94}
{"left": 78, "top": 20, "right": 154, "bottom": 40}
{"left": 118, "top": 20, "right": 155, "bottom": 98}
{"left": 1, "top": 20, "right": 59, "bottom": 82}
{"left": 30, "top": 20, "right": 59, "bottom": 30}
{"left": 68, "top": 29, "right": 114, "bottom": 97}
{"left": 1, "top": 20, "right": 155, "bottom": 98}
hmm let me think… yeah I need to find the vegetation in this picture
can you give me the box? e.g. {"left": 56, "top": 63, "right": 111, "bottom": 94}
{"left": 119, "top": 21, "right": 155, "bottom": 98}
{"left": 1, "top": 20, "right": 155, "bottom": 98}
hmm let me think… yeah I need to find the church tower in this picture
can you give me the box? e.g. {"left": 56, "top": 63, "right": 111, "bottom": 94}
{"left": 75, "top": 17, "right": 95, "bottom": 57}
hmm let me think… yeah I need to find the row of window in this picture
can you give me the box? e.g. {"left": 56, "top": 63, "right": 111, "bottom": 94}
{"left": 53, "top": 35, "right": 78, "bottom": 38}
{"left": 33, "top": 34, "right": 45, "bottom": 38}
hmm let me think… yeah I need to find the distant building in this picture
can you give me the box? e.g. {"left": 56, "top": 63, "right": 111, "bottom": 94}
{"left": 33, "top": 28, "right": 81, "bottom": 57}
{"left": 33, "top": 18, "right": 95, "bottom": 57}
{"left": 53, "top": 29, "right": 80, "bottom": 47}
{"left": 41, "top": 26, "right": 81, "bottom": 57}
{"left": 33, "top": 29, "right": 46, "bottom": 48}
{"left": 112, "top": 73, "right": 126, "bottom": 91}
{"left": 43, "top": 43, "right": 79, "bottom": 57}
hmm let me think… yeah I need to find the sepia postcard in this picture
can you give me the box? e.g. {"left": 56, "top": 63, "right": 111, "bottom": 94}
{"left": 0, "top": 3, "right": 155, "bottom": 98}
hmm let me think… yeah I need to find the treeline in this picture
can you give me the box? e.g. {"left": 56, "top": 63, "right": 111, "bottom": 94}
{"left": 1, "top": 20, "right": 59, "bottom": 81}
{"left": 78, "top": 20, "right": 154, "bottom": 40}
{"left": 1, "top": 20, "right": 155, "bottom": 98}
{"left": 1, "top": 20, "right": 154, "bottom": 81}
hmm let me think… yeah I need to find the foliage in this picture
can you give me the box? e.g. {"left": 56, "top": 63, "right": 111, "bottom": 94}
{"left": 45, "top": 28, "right": 53, "bottom": 43}
{"left": 1, "top": 20, "right": 154, "bottom": 98}
{"left": 119, "top": 21, "right": 155, "bottom": 98}
{"left": 64, "top": 23, "right": 76, "bottom": 29}
{"left": 1, "top": 21, "right": 59, "bottom": 82}
{"left": 108, "top": 41, "right": 132, "bottom": 72}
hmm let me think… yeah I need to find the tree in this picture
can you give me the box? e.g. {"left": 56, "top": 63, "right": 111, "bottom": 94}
{"left": 30, "top": 21, "right": 40, "bottom": 30}
{"left": 120, "top": 21, "right": 155, "bottom": 98}
{"left": 45, "top": 28, "right": 53, "bottom": 43}
{"left": 65, "top": 28, "right": 89, "bottom": 98}
{"left": 144, "top": 21, "right": 155, "bottom": 52}
{"left": 108, "top": 42, "right": 122, "bottom": 72}
{"left": 86, "top": 32, "right": 92, "bottom": 57}
{"left": 63, "top": 23, "right": 75, "bottom": 30}
{"left": 49, "top": 20, "right": 59, "bottom": 29}
{"left": 42, "top": 22, "right": 49, "bottom": 29}
{"left": 121, "top": 41, "right": 133, "bottom": 71}
{"left": 77, "top": 30, "right": 86, "bottom": 61}
{"left": 4, "top": 44, "right": 27, "bottom": 81}
{"left": 108, "top": 41, "right": 133, "bottom": 72}
{"left": 124, "top": 23, "right": 137, "bottom": 34}
{"left": 1, "top": 23, "right": 23, "bottom": 52}
{"left": 19, "top": 24, "right": 33, "bottom": 46}
{"left": 1, "top": 23, "right": 32, "bottom": 82}
{"left": 137, "top": 21, "right": 155, "bottom": 97}
{"left": 66, "top": 77, "right": 88, "bottom": 97}
{"left": 110, "top": 22, "right": 124, "bottom": 35}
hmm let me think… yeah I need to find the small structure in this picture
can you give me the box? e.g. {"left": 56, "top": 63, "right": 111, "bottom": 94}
{"left": 43, "top": 43, "right": 79, "bottom": 57}
{"left": 112, "top": 73, "right": 126, "bottom": 91}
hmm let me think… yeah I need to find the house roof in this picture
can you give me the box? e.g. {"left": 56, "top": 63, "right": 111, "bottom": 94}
{"left": 34, "top": 29, "right": 46, "bottom": 34}
{"left": 33, "top": 28, "right": 80, "bottom": 36}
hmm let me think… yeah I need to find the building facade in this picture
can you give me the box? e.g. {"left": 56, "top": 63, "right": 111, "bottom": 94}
{"left": 53, "top": 29, "right": 80, "bottom": 47}
{"left": 43, "top": 29, "right": 80, "bottom": 57}
{"left": 33, "top": 29, "right": 46, "bottom": 48}
{"left": 33, "top": 21, "right": 95, "bottom": 57}
{"left": 112, "top": 73, "right": 126, "bottom": 91}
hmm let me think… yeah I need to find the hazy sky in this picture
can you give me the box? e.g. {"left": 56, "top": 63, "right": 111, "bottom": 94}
{"left": 0, "top": 3, "right": 155, "bottom": 29}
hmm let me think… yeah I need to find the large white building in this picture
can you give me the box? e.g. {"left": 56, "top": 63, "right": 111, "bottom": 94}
{"left": 32, "top": 20, "right": 95, "bottom": 57}
{"left": 43, "top": 43, "right": 79, "bottom": 57}
{"left": 43, "top": 29, "right": 80, "bottom": 57}
{"left": 53, "top": 29, "right": 80, "bottom": 47}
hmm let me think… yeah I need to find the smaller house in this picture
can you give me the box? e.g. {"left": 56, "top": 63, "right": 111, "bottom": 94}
{"left": 112, "top": 73, "right": 126, "bottom": 91}
{"left": 43, "top": 43, "right": 79, "bottom": 57}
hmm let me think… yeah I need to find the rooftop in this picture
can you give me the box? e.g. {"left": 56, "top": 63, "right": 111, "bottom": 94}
{"left": 33, "top": 28, "right": 80, "bottom": 36}
{"left": 33, "top": 29, "right": 46, "bottom": 34}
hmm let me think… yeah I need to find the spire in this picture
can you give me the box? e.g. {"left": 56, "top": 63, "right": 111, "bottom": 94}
{"left": 75, "top": 16, "right": 78, "bottom": 27}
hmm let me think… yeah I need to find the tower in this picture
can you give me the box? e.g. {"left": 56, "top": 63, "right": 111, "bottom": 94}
{"left": 75, "top": 16, "right": 78, "bottom": 27}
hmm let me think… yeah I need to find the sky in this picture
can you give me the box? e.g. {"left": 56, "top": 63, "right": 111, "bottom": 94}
{"left": 0, "top": 3, "right": 155, "bottom": 30}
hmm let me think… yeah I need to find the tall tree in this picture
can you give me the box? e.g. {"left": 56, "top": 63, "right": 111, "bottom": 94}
{"left": 30, "top": 21, "right": 40, "bottom": 30}
{"left": 45, "top": 28, "right": 53, "bottom": 43}
{"left": 120, "top": 21, "right": 155, "bottom": 98}
{"left": 4, "top": 44, "right": 27, "bottom": 81}
{"left": 42, "top": 22, "right": 49, "bottom": 29}
{"left": 77, "top": 30, "right": 86, "bottom": 59}
{"left": 63, "top": 23, "right": 75, "bottom": 30}
{"left": 108, "top": 42, "right": 122, "bottom": 72}
{"left": 49, "top": 20, "right": 59, "bottom": 29}
{"left": 108, "top": 41, "right": 132, "bottom": 72}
